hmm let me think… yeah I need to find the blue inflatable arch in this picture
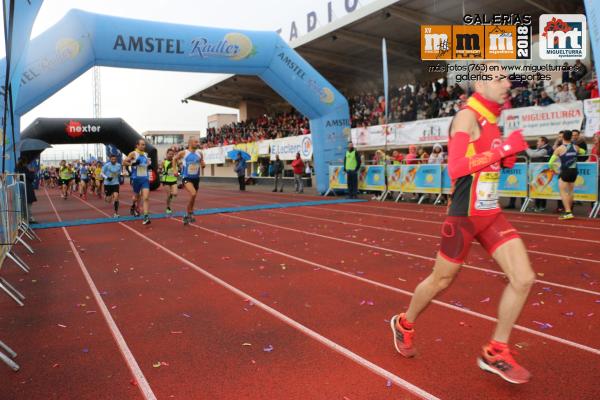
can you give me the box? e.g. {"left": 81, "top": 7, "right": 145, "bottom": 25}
{"left": 2, "top": 9, "right": 350, "bottom": 193}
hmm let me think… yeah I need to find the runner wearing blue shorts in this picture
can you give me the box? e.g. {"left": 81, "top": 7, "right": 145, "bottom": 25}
{"left": 174, "top": 137, "right": 205, "bottom": 225}
{"left": 124, "top": 139, "right": 152, "bottom": 225}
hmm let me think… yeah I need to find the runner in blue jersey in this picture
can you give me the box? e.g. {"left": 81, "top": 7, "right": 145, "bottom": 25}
{"left": 548, "top": 130, "right": 587, "bottom": 220}
{"left": 173, "top": 137, "right": 205, "bottom": 225}
{"left": 102, "top": 154, "right": 122, "bottom": 217}
{"left": 79, "top": 162, "right": 90, "bottom": 199}
{"left": 124, "top": 139, "right": 152, "bottom": 225}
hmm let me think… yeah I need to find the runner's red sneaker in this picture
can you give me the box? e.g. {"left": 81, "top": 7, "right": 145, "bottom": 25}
{"left": 390, "top": 313, "right": 417, "bottom": 357}
{"left": 477, "top": 343, "right": 531, "bottom": 384}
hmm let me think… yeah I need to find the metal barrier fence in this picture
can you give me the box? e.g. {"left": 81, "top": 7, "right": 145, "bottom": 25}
{"left": 0, "top": 173, "right": 40, "bottom": 372}
{"left": 326, "top": 161, "right": 600, "bottom": 218}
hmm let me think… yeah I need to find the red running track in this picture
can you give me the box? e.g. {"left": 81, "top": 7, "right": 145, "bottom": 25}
{"left": 0, "top": 183, "right": 598, "bottom": 399}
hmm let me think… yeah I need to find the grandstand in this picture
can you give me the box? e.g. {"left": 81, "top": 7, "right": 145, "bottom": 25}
{"left": 184, "top": 0, "right": 586, "bottom": 119}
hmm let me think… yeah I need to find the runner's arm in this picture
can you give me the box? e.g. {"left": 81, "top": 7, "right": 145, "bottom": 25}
{"left": 447, "top": 111, "right": 528, "bottom": 180}
{"left": 122, "top": 152, "right": 135, "bottom": 166}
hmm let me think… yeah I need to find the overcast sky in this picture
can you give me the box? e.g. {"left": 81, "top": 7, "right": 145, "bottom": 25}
{"left": 0, "top": 0, "right": 376, "bottom": 160}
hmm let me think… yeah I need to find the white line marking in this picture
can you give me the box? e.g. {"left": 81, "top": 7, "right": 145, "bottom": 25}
{"left": 44, "top": 188, "right": 157, "bottom": 400}
{"left": 77, "top": 193, "right": 600, "bottom": 358}
{"left": 73, "top": 194, "right": 439, "bottom": 400}
{"left": 222, "top": 213, "right": 600, "bottom": 297}
{"left": 320, "top": 206, "right": 600, "bottom": 244}
{"left": 267, "top": 208, "right": 600, "bottom": 264}
{"left": 341, "top": 202, "right": 600, "bottom": 231}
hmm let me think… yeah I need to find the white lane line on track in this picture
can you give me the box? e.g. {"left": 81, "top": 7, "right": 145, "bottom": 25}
{"left": 147, "top": 195, "right": 600, "bottom": 295}
{"left": 44, "top": 189, "right": 157, "bottom": 400}
{"left": 222, "top": 213, "right": 600, "bottom": 297}
{"left": 198, "top": 188, "right": 600, "bottom": 230}
{"left": 154, "top": 191, "right": 600, "bottom": 261}
{"left": 77, "top": 192, "right": 600, "bottom": 357}
{"left": 319, "top": 206, "right": 600, "bottom": 245}
{"left": 335, "top": 202, "right": 600, "bottom": 231}
{"left": 74, "top": 195, "right": 439, "bottom": 400}
{"left": 267, "top": 208, "right": 600, "bottom": 264}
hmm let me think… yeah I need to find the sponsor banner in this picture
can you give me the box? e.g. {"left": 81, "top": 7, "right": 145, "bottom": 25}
{"left": 498, "top": 163, "right": 528, "bottom": 197}
{"left": 270, "top": 134, "right": 313, "bottom": 160}
{"left": 387, "top": 165, "right": 403, "bottom": 192}
{"left": 351, "top": 125, "right": 388, "bottom": 147}
{"left": 247, "top": 141, "right": 259, "bottom": 162}
{"left": 584, "top": 98, "right": 600, "bottom": 138}
{"left": 390, "top": 118, "right": 451, "bottom": 146}
{"left": 501, "top": 101, "right": 584, "bottom": 137}
{"left": 350, "top": 117, "right": 451, "bottom": 148}
{"left": 258, "top": 139, "right": 271, "bottom": 155}
{"left": 528, "top": 162, "right": 598, "bottom": 201}
{"left": 400, "top": 164, "right": 442, "bottom": 194}
{"left": 441, "top": 165, "right": 452, "bottom": 194}
{"left": 203, "top": 147, "right": 225, "bottom": 164}
{"left": 358, "top": 165, "right": 386, "bottom": 191}
{"left": 328, "top": 165, "right": 347, "bottom": 189}
{"left": 222, "top": 145, "right": 235, "bottom": 159}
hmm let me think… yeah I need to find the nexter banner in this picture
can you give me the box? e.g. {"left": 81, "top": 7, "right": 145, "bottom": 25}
{"left": 358, "top": 165, "right": 385, "bottom": 191}
{"left": 401, "top": 164, "right": 442, "bottom": 194}
{"left": 498, "top": 163, "right": 528, "bottom": 198}
{"left": 529, "top": 162, "right": 598, "bottom": 202}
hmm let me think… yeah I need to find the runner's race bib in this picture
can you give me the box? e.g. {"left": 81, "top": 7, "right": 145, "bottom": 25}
{"left": 475, "top": 171, "right": 499, "bottom": 210}
{"left": 137, "top": 165, "right": 148, "bottom": 177}
{"left": 187, "top": 163, "right": 200, "bottom": 175}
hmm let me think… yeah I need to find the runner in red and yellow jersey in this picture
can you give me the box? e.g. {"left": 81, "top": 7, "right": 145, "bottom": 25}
{"left": 390, "top": 64, "right": 535, "bottom": 384}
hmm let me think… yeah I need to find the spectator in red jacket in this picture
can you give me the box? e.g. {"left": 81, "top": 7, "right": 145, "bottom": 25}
{"left": 291, "top": 152, "right": 305, "bottom": 193}
{"left": 586, "top": 79, "right": 599, "bottom": 98}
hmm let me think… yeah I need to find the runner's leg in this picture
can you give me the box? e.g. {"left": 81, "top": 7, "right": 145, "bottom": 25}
{"left": 490, "top": 238, "right": 535, "bottom": 343}
{"left": 405, "top": 255, "right": 461, "bottom": 322}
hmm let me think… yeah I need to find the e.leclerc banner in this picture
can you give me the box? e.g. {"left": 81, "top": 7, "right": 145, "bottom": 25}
{"left": 501, "top": 102, "right": 584, "bottom": 137}
{"left": 441, "top": 165, "right": 452, "bottom": 194}
{"left": 400, "top": 164, "right": 442, "bottom": 194}
{"left": 358, "top": 165, "right": 385, "bottom": 191}
{"left": 529, "top": 162, "right": 598, "bottom": 201}
{"left": 498, "top": 163, "right": 528, "bottom": 198}
{"left": 328, "top": 165, "right": 347, "bottom": 189}
{"left": 387, "top": 165, "right": 403, "bottom": 192}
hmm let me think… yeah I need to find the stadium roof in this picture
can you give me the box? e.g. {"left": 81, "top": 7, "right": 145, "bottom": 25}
{"left": 184, "top": 0, "right": 584, "bottom": 112}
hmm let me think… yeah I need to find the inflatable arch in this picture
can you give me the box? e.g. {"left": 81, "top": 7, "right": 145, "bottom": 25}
{"left": 1, "top": 9, "right": 350, "bottom": 193}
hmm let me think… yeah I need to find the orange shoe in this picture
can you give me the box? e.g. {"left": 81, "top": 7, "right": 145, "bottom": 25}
{"left": 478, "top": 343, "right": 531, "bottom": 384}
{"left": 390, "top": 313, "right": 417, "bottom": 358}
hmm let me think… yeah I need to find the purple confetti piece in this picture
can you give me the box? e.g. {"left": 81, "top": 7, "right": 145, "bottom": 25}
{"left": 480, "top": 297, "right": 490, "bottom": 303}
{"left": 356, "top": 271, "right": 365, "bottom": 275}
{"left": 359, "top": 300, "right": 366, "bottom": 306}
{"left": 532, "top": 320, "right": 553, "bottom": 330}
{"left": 263, "top": 344, "right": 274, "bottom": 353}
{"left": 542, "top": 287, "right": 552, "bottom": 292}
{"left": 581, "top": 273, "right": 591, "bottom": 279}
{"left": 82, "top": 348, "right": 89, "bottom": 353}
{"left": 182, "top": 313, "right": 191, "bottom": 318}
{"left": 386, "top": 380, "right": 392, "bottom": 388}
{"left": 594, "top": 299, "right": 600, "bottom": 304}
{"left": 562, "top": 312, "right": 575, "bottom": 317}
{"left": 366, "top": 301, "right": 375, "bottom": 306}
